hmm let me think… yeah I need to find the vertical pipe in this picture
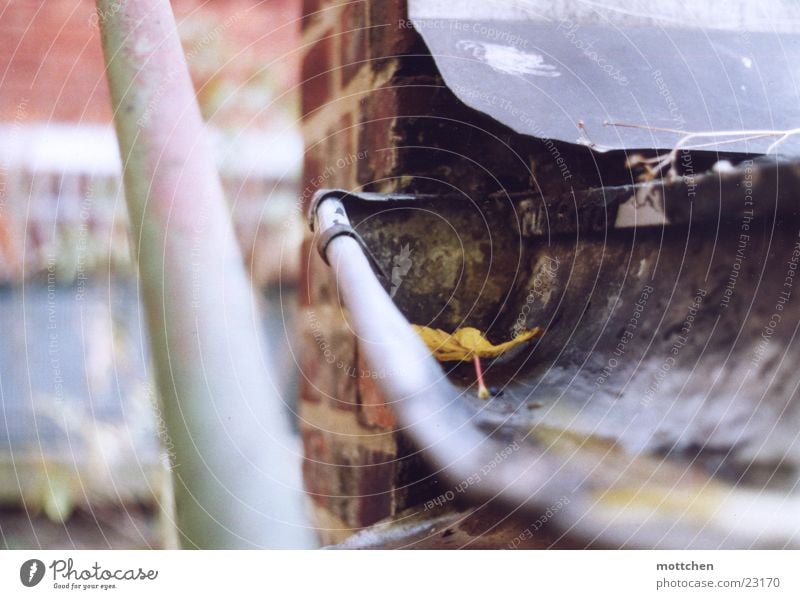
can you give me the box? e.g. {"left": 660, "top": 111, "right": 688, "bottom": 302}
{"left": 96, "top": 0, "right": 313, "bottom": 548}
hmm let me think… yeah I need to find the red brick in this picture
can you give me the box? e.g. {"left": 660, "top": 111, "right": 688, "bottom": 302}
{"left": 301, "top": 428, "right": 331, "bottom": 507}
{"left": 356, "top": 82, "right": 439, "bottom": 183}
{"left": 297, "top": 320, "right": 323, "bottom": 404}
{"left": 301, "top": 31, "right": 335, "bottom": 118}
{"left": 302, "top": 0, "right": 349, "bottom": 27}
{"left": 302, "top": 0, "right": 324, "bottom": 26}
{"left": 357, "top": 351, "right": 396, "bottom": 429}
{"left": 330, "top": 329, "right": 359, "bottom": 412}
{"left": 368, "top": 0, "right": 424, "bottom": 67}
{"left": 298, "top": 305, "right": 360, "bottom": 407}
{"left": 301, "top": 314, "right": 334, "bottom": 398}
{"left": 298, "top": 365, "right": 322, "bottom": 405}
{"left": 308, "top": 246, "right": 334, "bottom": 306}
{"left": 298, "top": 236, "right": 314, "bottom": 307}
{"left": 357, "top": 108, "right": 397, "bottom": 185}
{"left": 299, "top": 0, "right": 452, "bottom": 535}
{"left": 355, "top": 448, "right": 396, "bottom": 526}
{"left": 302, "top": 138, "right": 328, "bottom": 209}
{"left": 323, "top": 111, "right": 355, "bottom": 185}
{"left": 1, "top": 0, "right": 299, "bottom": 125}
{"left": 301, "top": 111, "right": 355, "bottom": 206}
{"left": 339, "top": 1, "right": 368, "bottom": 87}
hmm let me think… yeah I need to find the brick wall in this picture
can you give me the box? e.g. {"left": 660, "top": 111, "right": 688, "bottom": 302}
{"left": 298, "top": 0, "right": 517, "bottom": 544}
{"left": 0, "top": 0, "right": 304, "bottom": 286}
{"left": 0, "top": 0, "right": 300, "bottom": 126}
{"left": 297, "top": 0, "right": 613, "bottom": 544}
{"left": 298, "top": 0, "right": 433, "bottom": 545}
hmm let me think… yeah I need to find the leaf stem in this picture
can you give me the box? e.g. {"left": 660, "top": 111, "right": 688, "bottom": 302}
{"left": 473, "top": 355, "right": 490, "bottom": 400}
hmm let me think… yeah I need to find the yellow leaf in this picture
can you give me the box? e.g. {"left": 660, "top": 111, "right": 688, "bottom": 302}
{"left": 411, "top": 325, "right": 543, "bottom": 362}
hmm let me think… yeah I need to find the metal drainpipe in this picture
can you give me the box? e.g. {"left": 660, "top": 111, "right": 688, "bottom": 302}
{"left": 310, "top": 190, "right": 581, "bottom": 522}
{"left": 312, "top": 190, "right": 800, "bottom": 549}
{"left": 97, "top": 0, "right": 314, "bottom": 548}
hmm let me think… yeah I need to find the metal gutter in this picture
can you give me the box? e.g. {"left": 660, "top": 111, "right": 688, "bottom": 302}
{"left": 310, "top": 190, "right": 579, "bottom": 509}
{"left": 310, "top": 187, "right": 800, "bottom": 549}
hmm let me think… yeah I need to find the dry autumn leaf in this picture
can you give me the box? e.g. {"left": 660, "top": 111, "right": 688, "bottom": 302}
{"left": 411, "top": 325, "right": 543, "bottom": 399}
{"left": 411, "top": 325, "right": 543, "bottom": 362}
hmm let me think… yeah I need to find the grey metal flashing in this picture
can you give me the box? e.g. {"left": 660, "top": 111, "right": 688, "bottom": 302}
{"left": 409, "top": 1, "right": 800, "bottom": 153}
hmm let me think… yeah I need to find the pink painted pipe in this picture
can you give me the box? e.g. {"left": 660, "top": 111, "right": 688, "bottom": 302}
{"left": 97, "top": 0, "right": 312, "bottom": 548}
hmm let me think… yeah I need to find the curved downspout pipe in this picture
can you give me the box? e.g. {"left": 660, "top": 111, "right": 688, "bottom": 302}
{"left": 97, "top": 0, "right": 314, "bottom": 548}
{"left": 310, "top": 191, "right": 581, "bottom": 521}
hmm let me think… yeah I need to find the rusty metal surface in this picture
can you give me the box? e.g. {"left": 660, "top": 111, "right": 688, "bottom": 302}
{"left": 319, "top": 156, "right": 800, "bottom": 548}
{"left": 408, "top": 3, "right": 800, "bottom": 153}
{"left": 332, "top": 502, "right": 586, "bottom": 549}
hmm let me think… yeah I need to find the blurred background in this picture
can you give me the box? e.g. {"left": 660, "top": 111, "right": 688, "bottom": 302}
{"left": 0, "top": 0, "right": 305, "bottom": 548}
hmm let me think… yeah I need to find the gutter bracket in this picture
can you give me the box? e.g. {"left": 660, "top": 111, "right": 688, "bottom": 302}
{"left": 309, "top": 189, "right": 389, "bottom": 281}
